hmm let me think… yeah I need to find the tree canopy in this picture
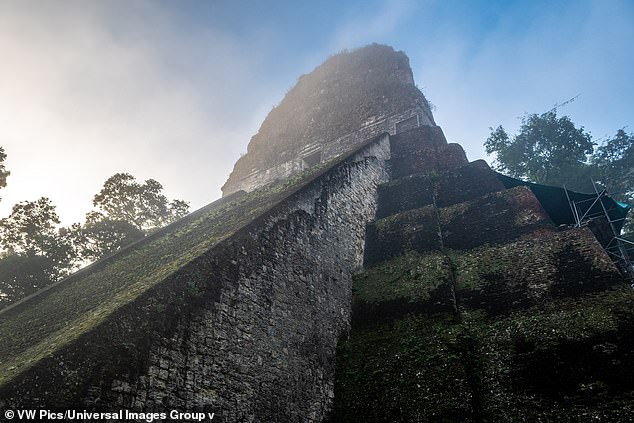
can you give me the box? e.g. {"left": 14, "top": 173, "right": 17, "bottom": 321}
{"left": 485, "top": 111, "right": 595, "bottom": 191}
{"left": 92, "top": 173, "right": 189, "bottom": 232}
{"left": 0, "top": 173, "right": 190, "bottom": 308}
{"left": 0, "top": 146, "right": 9, "bottom": 199}
{"left": 0, "top": 198, "right": 69, "bottom": 259}
{"left": 75, "top": 173, "right": 190, "bottom": 262}
{"left": 485, "top": 110, "right": 633, "bottom": 239}
{"left": 0, "top": 198, "right": 77, "bottom": 307}
{"left": 77, "top": 212, "right": 145, "bottom": 262}
{"left": 593, "top": 129, "right": 634, "bottom": 200}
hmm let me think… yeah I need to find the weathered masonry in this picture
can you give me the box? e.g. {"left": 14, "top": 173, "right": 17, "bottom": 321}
{"left": 221, "top": 107, "right": 430, "bottom": 196}
{"left": 222, "top": 44, "right": 435, "bottom": 196}
{"left": 1, "top": 44, "right": 633, "bottom": 422}
{"left": 3, "top": 123, "right": 632, "bottom": 422}
{"left": 0, "top": 136, "right": 390, "bottom": 421}
{"left": 331, "top": 127, "right": 634, "bottom": 422}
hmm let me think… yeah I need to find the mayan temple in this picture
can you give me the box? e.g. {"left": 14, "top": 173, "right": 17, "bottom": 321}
{"left": 1, "top": 44, "right": 633, "bottom": 422}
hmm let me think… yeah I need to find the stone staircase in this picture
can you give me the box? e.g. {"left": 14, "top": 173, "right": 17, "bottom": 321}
{"left": 366, "top": 126, "right": 556, "bottom": 266}
{"left": 331, "top": 126, "right": 634, "bottom": 422}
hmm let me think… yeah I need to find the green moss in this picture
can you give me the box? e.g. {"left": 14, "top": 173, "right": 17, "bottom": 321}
{"left": 464, "top": 289, "right": 634, "bottom": 420}
{"left": 451, "top": 237, "right": 560, "bottom": 291}
{"left": 0, "top": 151, "right": 353, "bottom": 385}
{"left": 337, "top": 287, "right": 634, "bottom": 422}
{"left": 353, "top": 251, "right": 450, "bottom": 304}
{"left": 333, "top": 314, "right": 475, "bottom": 422}
{"left": 371, "top": 211, "right": 403, "bottom": 231}
{"left": 338, "top": 227, "right": 634, "bottom": 421}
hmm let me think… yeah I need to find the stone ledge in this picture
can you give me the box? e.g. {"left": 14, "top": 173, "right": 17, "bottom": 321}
{"left": 365, "top": 186, "right": 556, "bottom": 267}
{"left": 376, "top": 159, "right": 505, "bottom": 219}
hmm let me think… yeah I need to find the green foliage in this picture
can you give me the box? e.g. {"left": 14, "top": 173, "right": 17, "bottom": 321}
{"left": 0, "top": 198, "right": 78, "bottom": 307}
{"left": 167, "top": 199, "right": 190, "bottom": 223}
{"left": 76, "top": 213, "right": 145, "bottom": 262}
{"left": 92, "top": 173, "right": 190, "bottom": 232}
{"left": 485, "top": 111, "right": 595, "bottom": 191}
{"left": 485, "top": 112, "right": 633, "bottom": 239}
{"left": 0, "top": 146, "right": 9, "bottom": 196}
{"left": 0, "top": 198, "right": 61, "bottom": 256}
{"left": 593, "top": 129, "right": 634, "bottom": 239}
{"left": 80, "top": 173, "right": 190, "bottom": 261}
{"left": 0, "top": 173, "right": 190, "bottom": 306}
{"left": 0, "top": 255, "right": 56, "bottom": 306}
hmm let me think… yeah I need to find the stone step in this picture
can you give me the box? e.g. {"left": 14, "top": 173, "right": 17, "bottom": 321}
{"left": 389, "top": 125, "right": 448, "bottom": 156}
{"left": 388, "top": 125, "right": 468, "bottom": 179}
{"left": 337, "top": 226, "right": 629, "bottom": 422}
{"left": 390, "top": 143, "right": 468, "bottom": 179}
{"left": 376, "top": 160, "right": 506, "bottom": 219}
{"left": 364, "top": 205, "right": 442, "bottom": 267}
{"left": 376, "top": 174, "right": 435, "bottom": 220}
{"left": 353, "top": 228, "right": 623, "bottom": 324}
{"left": 364, "top": 186, "right": 555, "bottom": 266}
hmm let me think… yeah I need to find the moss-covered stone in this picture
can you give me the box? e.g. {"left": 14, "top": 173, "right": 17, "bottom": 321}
{"left": 364, "top": 207, "right": 442, "bottom": 266}
{"left": 439, "top": 186, "right": 555, "bottom": 251}
{"left": 467, "top": 289, "right": 634, "bottom": 421}
{"left": 0, "top": 145, "right": 367, "bottom": 387}
{"left": 335, "top": 225, "right": 634, "bottom": 422}
{"left": 332, "top": 315, "right": 475, "bottom": 422}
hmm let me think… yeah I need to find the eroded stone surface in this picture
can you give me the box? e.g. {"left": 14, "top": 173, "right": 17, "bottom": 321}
{"left": 1, "top": 137, "right": 390, "bottom": 422}
{"left": 333, "top": 127, "right": 632, "bottom": 422}
{"left": 222, "top": 44, "right": 435, "bottom": 196}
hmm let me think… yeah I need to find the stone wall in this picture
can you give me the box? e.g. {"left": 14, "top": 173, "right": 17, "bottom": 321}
{"left": 222, "top": 108, "right": 429, "bottom": 196}
{"left": 333, "top": 228, "right": 632, "bottom": 422}
{"left": 137, "top": 138, "right": 389, "bottom": 422}
{"left": 376, "top": 160, "right": 505, "bottom": 219}
{"left": 365, "top": 186, "right": 555, "bottom": 266}
{"left": 388, "top": 126, "right": 468, "bottom": 179}
{"left": 0, "top": 136, "right": 390, "bottom": 422}
{"left": 331, "top": 124, "right": 633, "bottom": 422}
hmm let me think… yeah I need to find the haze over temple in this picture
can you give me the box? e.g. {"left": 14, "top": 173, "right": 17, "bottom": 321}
{"left": 222, "top": 44, "right": 435, "bottom": 195}
{"left": 1, "top": 44, "right": 633, "bottom": 422}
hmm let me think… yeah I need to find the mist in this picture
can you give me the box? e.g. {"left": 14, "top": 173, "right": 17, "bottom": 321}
{"left": 0, "top": 0, "right": 632, "bottom": 225}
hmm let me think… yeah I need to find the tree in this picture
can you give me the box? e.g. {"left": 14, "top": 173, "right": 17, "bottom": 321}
{"left": 76, "top": 212, "right": 145, "bottom": 262}
{"left": 77, "top": 173, "right": 190, "bottom": 261}
{"left": 0, "top": 198, "right": 65, "bottom": 257}
{"left": 593, "top": 129, "right": 634, "bottom": 239}
{"left": 0, "top": 146, "right": 9, "bottom": 199}
{"left": 485, "top": 113, "right": 633, "bottom": 240}
{"left": 168, "top": 199, "right": 191, "bottom": 223}
{"left": 0, "top": 198, "right": 78, "bottom": 308}
{"left": 485, "top": 111, "right": 595, "bottom": 191}
{"left": 593, "top": 129, "right": 634, "bottom": 198}
{"left": 92, "top": 173, "right": 190, "bottom": 232}
{"left": 0, "top": 174, "right": 190, "bottom": 307}
{"left": 0, "top": 254, "right": 56, "bottom": 307}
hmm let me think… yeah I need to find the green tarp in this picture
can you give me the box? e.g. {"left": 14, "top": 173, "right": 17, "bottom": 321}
{"left": 496, "top": 173, "right": 631, "bottom": 234}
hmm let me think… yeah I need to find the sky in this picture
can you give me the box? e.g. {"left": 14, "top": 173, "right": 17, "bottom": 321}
{"left": 0, "top": 0, "right": 632, "bottom": 225}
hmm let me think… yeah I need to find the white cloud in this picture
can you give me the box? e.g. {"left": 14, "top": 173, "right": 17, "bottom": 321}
{"left": 0, "top": 1, "right": 269, "bottom": 224}
{"left": 328, "top": 0, "right": 417, "bottom": 52}
{"left": 1, "top": 0, "right": 631, "bottom": 225}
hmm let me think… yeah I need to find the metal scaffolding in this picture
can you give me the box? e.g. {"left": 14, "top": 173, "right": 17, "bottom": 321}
{"left": 564, "top": 181, "right": 634, "bottom": 282}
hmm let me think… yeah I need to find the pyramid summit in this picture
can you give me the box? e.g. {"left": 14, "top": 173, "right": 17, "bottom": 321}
{"left": 1, "top": 44, "right": 633, "bottom": 421}
{"left": 222, "top": 44, "right": 435, "bottom": 196}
